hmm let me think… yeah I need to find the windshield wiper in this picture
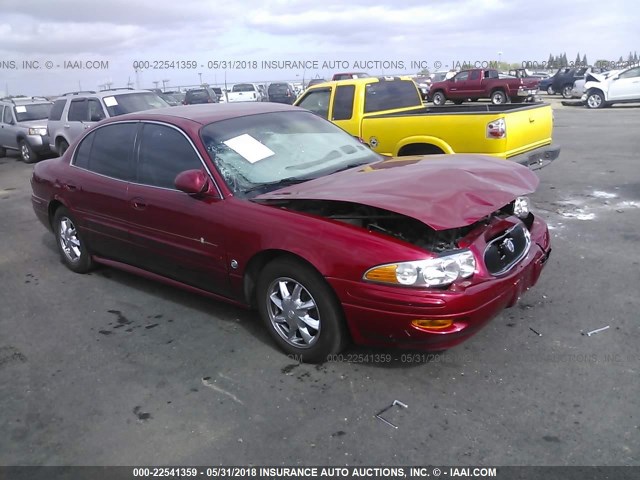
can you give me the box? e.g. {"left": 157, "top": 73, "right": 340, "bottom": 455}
{"left": 242, "top": 177, "right": 310, "bottom": 196}
{"left": 329, "top": 161, "right": 373, "bottom": 174}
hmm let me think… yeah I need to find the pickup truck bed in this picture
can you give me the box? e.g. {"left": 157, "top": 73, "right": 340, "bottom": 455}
{"left": 363, "top": 103, "right": 558, "bottom": 168}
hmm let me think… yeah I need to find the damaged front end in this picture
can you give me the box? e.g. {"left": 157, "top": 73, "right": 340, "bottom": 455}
{"left": 256, "top": 198, "right": 534, "bottom": 256}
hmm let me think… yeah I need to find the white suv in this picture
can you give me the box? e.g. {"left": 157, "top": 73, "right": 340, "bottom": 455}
{"left": 583, "top": 66, "right": 640, "bottom": 109}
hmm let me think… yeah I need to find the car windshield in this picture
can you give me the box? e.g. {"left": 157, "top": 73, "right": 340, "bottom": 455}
{"left": 14, "top": 103, "right": 52, "bottom": 122}
{"left": 212, "top": 88, "right": 222, "bottom": 94}
{"left": 200, "top": 110, "right": 382, "bottom": 197}
{"left": 104, "top": 92, "right": 168, "bottom": 116}
{"left": 233, "top": 84, "right": 255, "bottom": 92}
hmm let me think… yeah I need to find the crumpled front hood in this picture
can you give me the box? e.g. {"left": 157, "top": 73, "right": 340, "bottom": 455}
{"left": 256, "top": 155, "right": 539, "bottom": 230}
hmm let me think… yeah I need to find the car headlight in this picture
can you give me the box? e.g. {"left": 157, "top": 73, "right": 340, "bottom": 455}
{"left": 29, "top": 127, "right": 47, "bottom": 136}
{"left": 513, "top": 196, "right": 530, "bottom": 219}
{"left": 364, "top": 250, "right": 476, "bottom": 287}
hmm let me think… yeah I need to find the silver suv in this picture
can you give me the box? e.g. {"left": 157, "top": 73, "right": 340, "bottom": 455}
{"left": 0, "top": 97, "right": 53, "bottom": 163}
{"left": 47, "top": 88, "right": 168, "bottom": 156}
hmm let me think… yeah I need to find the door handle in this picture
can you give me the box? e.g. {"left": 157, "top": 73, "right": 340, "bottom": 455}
{"left": 63, "top": 183, "right": 78, "bottom": 191}
{"left": 64, "top": 124, "right": 70, "bottom": 128}
{"left": 131, "top": 198, "right": 147, "bottom": 210}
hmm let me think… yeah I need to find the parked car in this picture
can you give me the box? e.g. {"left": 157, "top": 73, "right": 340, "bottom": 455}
{"left": 295, "top": 76, "right": 559, "bottom": 169}
{"left": 256, "top": 84, "right": 268, "bottom": 102}
{"left": 0, "top": 96, "right": 53, "bottom": 162}
{"left": 227, "top": 83, "right": 260, "bottom": 103}
{"left": 48, "top": 89, "right": 168, "bottom": 156}
{"left": 414, "top": 76, "right": 431, "bottom": 100}
{"left": 582, "top": 66, "right": 640, "bottom": 109}
{"left": 31, "top": 103, "right": 551, "bottom": 362}
{"left": 152, "top": 90, "right": 181, "bottom": 106}
{"left": 163, "top": 91, "right": 186, "bottom": 105}
{"left": 267, "top": 82, "right": 297, "bottom": 104}
{"left": 539, "top": 68, "right": 571, "bottom": 95}
{"left": 569, "top": 68, "right": 608, "bottom": 99}
{"left": 332, "top": 72, "right": 370, "bottom": 81}
{"left": 430, "top": 71, "right": 456, "bottom": 83}
{"left": 428, "top": 68, "right": 539, "bottom": 105}
{"left": 210, "top": 87, "right": 226, "bottom": 103}
{"left": 551, "top": 67, "right": 590, "bottom": 98}
{"left": 184, "top": 88, "right": 219, "bottom": 105}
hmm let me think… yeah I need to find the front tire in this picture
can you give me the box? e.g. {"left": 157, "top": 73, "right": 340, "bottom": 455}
{"left": 546, "top": 85, "right": 554, "bottom": 95}
{"left": 53, "top": 207, "right": 94, "bottom": 273}
{"left": 585, "top": 90, "right": 606, "bottom": 109}
{"left": 256, "top": 257, "right": 348, "bottom": 362}
{"left": 19, "top": 140, "right": 38, "bottom": 164}
{"left": 431, "top": 91, "right": 446, "bottom": 106}
{"left": 491, "top": 90, "right": 508, "bottom": 105}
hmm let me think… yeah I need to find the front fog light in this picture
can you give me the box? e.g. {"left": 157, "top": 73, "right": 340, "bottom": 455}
{"left": 513, "top": 196, "right": 530, "bottom": 219}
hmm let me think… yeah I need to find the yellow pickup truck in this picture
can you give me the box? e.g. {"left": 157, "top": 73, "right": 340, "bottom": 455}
{"left": 294, "top": 76, "right": 560, "bottom": 168}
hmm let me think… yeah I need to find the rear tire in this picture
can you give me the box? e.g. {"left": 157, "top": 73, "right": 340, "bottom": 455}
{"left": 561, "top": 85, "right": 573, "bottom": 99}
{"left": 431, "top": 91, "right": 446, "bottom": 106}
{"left": 491, "top": 90, "right": 508, "bottom": 105}
{"left": 256, "top": 257, "right": 348, "bottom": 363}
{"left": 546, "top": 85, "right": 554, "bottom": 95}
{"left": 453, "top": 100, "right": 464, "bottom": 105}
{"left": 19, "top": 140, "right": 38, "bottom": 164}
{"left": 53, "top": 207, "right": 94, "bottom": 273}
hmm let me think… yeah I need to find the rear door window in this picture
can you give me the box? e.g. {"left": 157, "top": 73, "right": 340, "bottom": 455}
{"left": 87, "top": 123, "right": 137, "bottom": 180}
{"left": 68, "top": 99, "right": 88, "bottom": 122}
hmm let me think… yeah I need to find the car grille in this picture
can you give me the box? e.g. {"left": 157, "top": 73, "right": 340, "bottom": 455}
{"left": 484, "top": 223, "right": 531, "bottom": 276}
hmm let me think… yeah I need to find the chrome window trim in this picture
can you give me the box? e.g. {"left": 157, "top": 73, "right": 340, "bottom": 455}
{"left": 68, "top": 119, "right": 223, "bottom": 199}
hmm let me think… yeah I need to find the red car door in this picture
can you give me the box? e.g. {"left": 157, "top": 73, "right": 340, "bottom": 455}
{"left": 126, "top": 122, "right": 229, "bottom": 295}
{"left": 66, "top": 122, "right": 138, "bottom": 265}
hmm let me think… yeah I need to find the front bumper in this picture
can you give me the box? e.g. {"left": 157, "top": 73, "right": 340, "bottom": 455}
{"left": 27, "top": 134, "right": 52, "bottom": 154}
{"left": 327, "top": 217, "right": 551, "bottom": 351}
{"left": 509, "top": 143, "right": 560, "bottom": 170}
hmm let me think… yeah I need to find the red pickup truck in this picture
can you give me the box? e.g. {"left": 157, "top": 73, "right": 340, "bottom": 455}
{"left": 429, "top": 69, "right": 540, "bottom": 105}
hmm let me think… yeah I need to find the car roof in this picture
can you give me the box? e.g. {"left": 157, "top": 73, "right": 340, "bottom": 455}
{"left": 106, "top": 102, "right": 301, "bottom": 126}
{"left": 1, "top": 97, "right": 52, "bottom": 105}
{"left": 53, "top": 89, "right": 155, "bottom": 100}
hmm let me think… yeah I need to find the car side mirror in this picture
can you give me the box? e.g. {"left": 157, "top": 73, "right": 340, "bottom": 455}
{"left": 175, "top": 169, "right": 209, "bottom": 196}
{"left": 90, "top": 114, "right": 103, "bottom": 122}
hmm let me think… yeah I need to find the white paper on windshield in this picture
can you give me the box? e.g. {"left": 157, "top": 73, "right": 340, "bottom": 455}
{"left": 223, "top": 134, "right": 275, "bottom": 163}
{"left": 15, "top": 106, "right": 27, "bottom": 113}
{"left": 103, "top": 96, "right": 118, "bottom": 107}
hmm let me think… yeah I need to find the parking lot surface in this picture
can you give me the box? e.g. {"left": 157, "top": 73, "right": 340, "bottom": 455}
{"left": 1, "top": 103, "right": 639, "bottom": 466}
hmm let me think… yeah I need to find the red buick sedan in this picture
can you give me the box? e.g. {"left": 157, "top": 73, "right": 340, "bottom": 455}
{"left": 31, "top": 103, "right": 551, "bottom": 362}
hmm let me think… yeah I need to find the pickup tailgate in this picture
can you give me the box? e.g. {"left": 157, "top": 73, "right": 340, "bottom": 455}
{"left": 503, "top": 103, "right": 553, "bottom": 158}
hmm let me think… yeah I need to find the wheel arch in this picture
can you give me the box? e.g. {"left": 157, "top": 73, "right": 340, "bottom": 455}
{"left": 395, "top": 136, "right": 453, "bottom": 156}
{"left": 243, "top": 249, "right": 327, "bottom": 308}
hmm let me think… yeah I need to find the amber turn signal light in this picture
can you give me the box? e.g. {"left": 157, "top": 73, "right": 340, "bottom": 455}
{"left": 411, "top": 319, "right": 453, "bottom": 331}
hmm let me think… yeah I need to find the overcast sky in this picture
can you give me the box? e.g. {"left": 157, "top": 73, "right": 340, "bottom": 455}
{"left": 1, "top": 0, "right": 639, "bottom": 95}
